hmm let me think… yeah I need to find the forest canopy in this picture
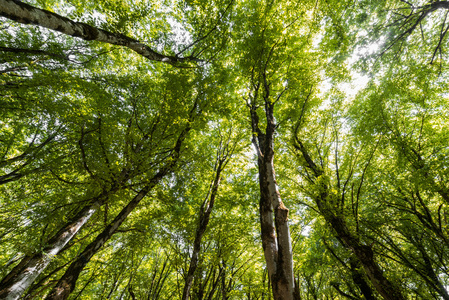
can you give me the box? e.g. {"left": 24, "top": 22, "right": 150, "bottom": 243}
{"left": 1, "top": 0, "right": 449, "bottom": 299}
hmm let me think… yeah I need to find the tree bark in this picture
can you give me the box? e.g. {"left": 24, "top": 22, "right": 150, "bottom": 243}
{"left": 182, "top": 153, "right": 227, "bottom": 300}
{"left": 249, "top": 89, "right": 296, "bottom": 300}
{"left": 0, "top": 163, "right": 133, "bottom": 300}
{"left": 417, "top": 243, "right": 449, "bottom": 300}
{"left": 349, "top": 257, "right": 375, "bottom": 300}
{"left": 0, "top": 99, "right": 198, "bottom": 300}
{"left": 45, "top": 109, "right": 195, "bottom": 300}
{"left": 329, "top": 215, "right": 404, "bottom": 300}
{"left": 45, "top": 182, "right": 157, "bottom": 300}
{"left": 0, "top": 0, "right": 200, "bottom": 65}
{"left": 0, "top": 198, "right": 102, "bottom": 300}
{"left": 293, "top": 140, "right": 406, "bottom": 300}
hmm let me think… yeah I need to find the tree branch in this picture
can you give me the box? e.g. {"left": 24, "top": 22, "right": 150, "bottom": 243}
{"left": 0, "top": 0, "right": 202, "bottom": 66}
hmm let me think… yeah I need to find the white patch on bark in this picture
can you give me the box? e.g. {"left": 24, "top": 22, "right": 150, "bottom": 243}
{"left": 3, "top": 204, "right": 98, "bottom": 300}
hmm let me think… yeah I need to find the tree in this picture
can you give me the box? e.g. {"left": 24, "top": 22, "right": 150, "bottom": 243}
{"left": 45, "top": 101, "right": 197, "bottom": 300}
{"left": 0, "top": 0, "right": 201, "bottom": 65}
{"left": 182, "top": 125, "right": 237, "bottom": 300}
{"left": 2, "top": 0, "right": 449, "bottom": 299}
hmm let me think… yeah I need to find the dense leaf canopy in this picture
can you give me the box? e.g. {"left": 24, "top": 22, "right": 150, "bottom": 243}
{"left": 1, "top": 0, "right": 449, "bottom": 299}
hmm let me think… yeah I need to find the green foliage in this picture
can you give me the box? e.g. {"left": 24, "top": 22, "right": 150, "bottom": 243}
{"left": 2, "top": 0, "right": 449, "bottom": 299}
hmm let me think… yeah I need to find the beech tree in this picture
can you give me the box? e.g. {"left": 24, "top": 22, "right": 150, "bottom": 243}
{"left": 2, "top": 0, "right": 449, "bottom": 299}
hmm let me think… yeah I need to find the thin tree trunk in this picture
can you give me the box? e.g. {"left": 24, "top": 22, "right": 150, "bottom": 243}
{"left": 181, "top": 151, "right": 227, "bottom": 300}
{"left": 329, "top": 215, "right": 404, "bottom": 300}
{"left": 220, "top": 261, "right": 227, "bottom": 300}
{"left": 0, "top": 0, "right": 200, "bottom": 65}
{"left": 0, "top": 199, "right": 102, "bottom": 300}
{"left": 22, "top": 260, "right": 72, "bottom": 300}
{"left": 417, "top": 243, "right": 449, "bottom": 300}
{"left": 0, "top": 163, "right": 133, "bottom": 300}
{"left": 0, "top": 99, "right": 198, "bottom": 300}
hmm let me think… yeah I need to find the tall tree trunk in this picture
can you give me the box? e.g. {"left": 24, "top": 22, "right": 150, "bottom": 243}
{"left": 0, "top": 100, "right": 198, "bottom": 300}
{"left": 0, "top": 198, "right": 103, "bottom": 300}
{"left": 182, "top": 149, "right": 228, "bottom": 300}
{"left": 0, "top": 161, "right": 134, "bottom": 300}
{"left": 293, "top": 139, "right": 406, "bottom": 300}
{"left": 45, "top": 111, "right": 195, "bottom": 300}
{"left": 0, "top": 0, "right": 200, "bottom": 65}
{"left": 417, "top": 243, "right": 449, "bottom": 300}
{"left": 45, "top": 181, "right": 157, "bottom": 300}
{"left": 220, "top": 261, "right": 228, "bottom": 300}
{"left": 329, "top": 215, "right": 404, "bottom": 300}
{"left": 249, "top": 85, "right": 297, "bottom": 300}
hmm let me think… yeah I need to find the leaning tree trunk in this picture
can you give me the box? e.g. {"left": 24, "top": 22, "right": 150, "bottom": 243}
{"left": 249, "top": 93, "right": 297, "bottom": 300}
{"left": 0, "top": 0, "right": 200, "bottom": 65}
{"left": 0, "top": 158, "right": 134, "bottom": 300}
{"left": 45, "top": 179, "right": 159, "bottom": 300}
{"left": 45, "top": 109, "right": 195, "bottom": 300}
{"left": 0, "top": 98, "right": 198, "bottom": 300}
{"left": 0, "top": 197, "right": 103, "bottom": 300}
{"left": 293, "top": 139, "right": 406, "bottom": 300}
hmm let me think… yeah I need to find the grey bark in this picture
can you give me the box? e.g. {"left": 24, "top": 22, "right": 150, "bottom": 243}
{"left": 0, "top": 199, "right": 102, "bottom": 300}
{"left": 44, "top": 104, "right": 196, "bottom": 300}
{"left": 45, "top": 183, "right": 157, "bottom": 300}
{"left": 249, "top": 78, "right": 297, "bottom": 300}
{"left": 0, "top": 0, "right": 201, "bottom": 65}
{"left": 0, "top": 126, "right": 150, "bottom": 300}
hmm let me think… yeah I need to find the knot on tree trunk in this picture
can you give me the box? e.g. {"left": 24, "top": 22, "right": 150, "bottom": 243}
{"left": 277, "top": 203, "right": 289, "bottom": 222}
